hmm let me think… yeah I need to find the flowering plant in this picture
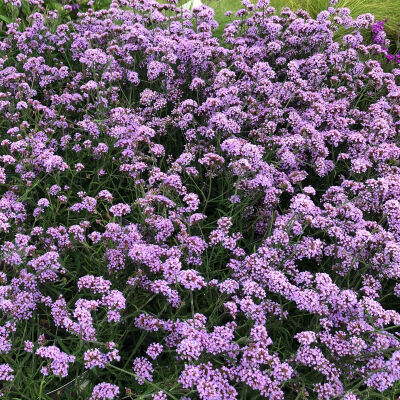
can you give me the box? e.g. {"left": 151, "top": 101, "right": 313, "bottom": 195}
{"left": 0, "top": 0, "right": 400, "bottom": 399}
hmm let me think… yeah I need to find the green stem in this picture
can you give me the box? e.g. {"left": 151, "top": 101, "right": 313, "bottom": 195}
{"left": 108, "top": 364, "right": 179, "bottom": 400}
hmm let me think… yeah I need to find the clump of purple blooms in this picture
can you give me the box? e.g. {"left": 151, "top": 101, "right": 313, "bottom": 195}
{"left": 371, "top": 19, "right": 400, "bottom": 63}
{"left": 1, "top": 0, "right": 400, "bottom": 398}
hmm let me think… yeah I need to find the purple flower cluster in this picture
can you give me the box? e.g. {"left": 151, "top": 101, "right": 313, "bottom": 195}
{"left": 0, "top": 0, "right": 400, "bottom": 398}
{"left": 371, "top": 19, "right": 400, "bottom": 64}
{"left": 35, "top": 346, "right": 76, "bottom": 377}
{"left": 90, "top": 383, "right": 120, "bottom": 400}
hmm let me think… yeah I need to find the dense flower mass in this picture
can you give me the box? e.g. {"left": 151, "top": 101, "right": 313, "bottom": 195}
{"left": 0, "top": 0, "right": 400, "bottom": 398}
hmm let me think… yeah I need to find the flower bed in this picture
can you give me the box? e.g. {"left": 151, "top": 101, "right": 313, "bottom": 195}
{"left": 1, "top": 0, "right": 400, "bottom": 398}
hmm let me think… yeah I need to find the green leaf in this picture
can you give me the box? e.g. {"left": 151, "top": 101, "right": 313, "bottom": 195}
{"left": 21, "top": 0, "right": 30, "bottom": 16}
{"left": 0, "top": 14, "right": 11, "bottom": 23}
{"left": 45, "top": 0, "right": 63, "bottom": 11}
